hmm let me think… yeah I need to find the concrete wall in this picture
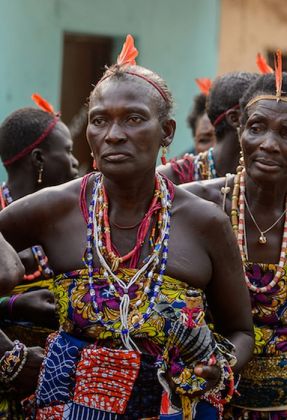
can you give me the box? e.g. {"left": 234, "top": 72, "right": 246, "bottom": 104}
{"left": 0, "top": 0, "right": 219, "bottom": 182}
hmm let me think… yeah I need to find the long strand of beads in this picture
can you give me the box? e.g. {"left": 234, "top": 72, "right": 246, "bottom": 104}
{"left": 207, "top": 147, "right": 217, "bottom": 179}
{"left": 237, "top": 170, "right": 287, "bottom": 294}
{"left": 85, "top": 173, "right": 172, "bottom": 350}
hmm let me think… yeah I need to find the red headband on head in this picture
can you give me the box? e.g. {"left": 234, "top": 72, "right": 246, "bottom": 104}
{"left": 97, "top": 34, "right": 169, "bottom": 103}
{"left": 195, "top": 78, "right": 212, "bottom": 95}
{"left": 3, "top": 93, "right": 59, "bottom": 166}
{"left": 213, "top": 104, "right": 240, "bottom": 128}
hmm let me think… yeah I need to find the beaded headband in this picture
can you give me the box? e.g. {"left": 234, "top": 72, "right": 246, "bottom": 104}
{"left": 246, "top": 49, "right": 284, "bottom": 109}
{"left": 213, "top": 104, "right": 239, "bottom": 127}
{"left": 97, "top": 34, "right": 168, "bottom": 103}
{"left": 3, "top": 93, "right": 60, "bottom": 166}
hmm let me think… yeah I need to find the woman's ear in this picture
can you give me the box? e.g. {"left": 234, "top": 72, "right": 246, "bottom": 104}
{"left": 161, "top": 119, "right": 176, "bottom": 147}
{"left": 225, "top": 109, "right": 240, "bottom": 129}
{"left": 30, "top": 148, "right": 44, "bottom": 169}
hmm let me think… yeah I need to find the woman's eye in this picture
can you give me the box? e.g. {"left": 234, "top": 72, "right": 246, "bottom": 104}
{"left": 128, "top": 116, "right": 143, "bottom": 124}
{"left": 249, "top": 123, "right": 264, "bottom": 134}
{"left": 280, "top": 126, "right": 287, "bottom": 138}
{"left": 92, "top": 117, "right": 106, "bottom": 126}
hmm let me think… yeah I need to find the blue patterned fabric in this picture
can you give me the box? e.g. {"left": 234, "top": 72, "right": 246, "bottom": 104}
{"left": 36, "top": 331, "right": 87, "bottom": 407}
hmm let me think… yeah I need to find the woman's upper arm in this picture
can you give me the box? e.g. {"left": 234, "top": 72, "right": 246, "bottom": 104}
{"left": 205, "top": 210, "right": 253, "bottom": 336}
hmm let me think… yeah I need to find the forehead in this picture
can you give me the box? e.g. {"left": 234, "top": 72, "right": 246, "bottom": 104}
{"left": 247, "top": 99, "right": 287, "bottom": 120}
{"left": 49, "top": 121, "right": 72, "bottom": 149}
{"left": 90, "top": 78, "right": 159, "bottom": 114}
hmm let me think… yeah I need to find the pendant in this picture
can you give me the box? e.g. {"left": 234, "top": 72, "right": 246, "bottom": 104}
{"left": 259, "top": 234, "right": 267, "bottom": 244}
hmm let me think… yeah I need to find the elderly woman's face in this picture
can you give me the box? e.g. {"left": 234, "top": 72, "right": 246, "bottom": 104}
{"left": 241, "top": 99, "right": 287, "bottom": 183}
{"left": 86, "top": 78, "right": 166, "bottom": 178}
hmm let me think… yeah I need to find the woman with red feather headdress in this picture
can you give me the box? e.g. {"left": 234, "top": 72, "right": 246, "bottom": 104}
{"left": 0, "top": 35, "right": 253, "bottom": 419}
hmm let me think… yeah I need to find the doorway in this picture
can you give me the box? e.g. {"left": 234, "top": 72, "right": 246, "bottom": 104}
{"left": 60, "top": 33, "right": 113, "bottom": 174}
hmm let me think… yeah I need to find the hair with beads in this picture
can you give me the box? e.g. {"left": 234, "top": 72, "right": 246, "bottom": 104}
{"left": 207, "top": 72, "right": 259, "bottom": 139}
{"left": 0, "top": 107, "right": 58, "bottom": 166}
{"left": 240, "top": 72, "right": 287, "bottom": 124}
{"left": 187, "top": 93, "right": 207, "bottom": 136}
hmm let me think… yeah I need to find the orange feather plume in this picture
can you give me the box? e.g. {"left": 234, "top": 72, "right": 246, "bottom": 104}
{"left": 256, "top": 53, "right": 273, "bottom": 74}
{"left": 117, "top": 34, "right": 138, "bottom": 66}
{"left": 31, "top": 93, "right": 55, "bottom": 114}
{"left": 274, "top": 49, "right": 282, "bottom": 100}
{"left": 195, "top": 78, "right": 212, "bottom": 95}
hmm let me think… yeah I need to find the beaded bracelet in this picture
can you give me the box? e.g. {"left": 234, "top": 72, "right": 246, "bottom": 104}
{"left": 0, "top": 340, "right": 28, "bottom": 383}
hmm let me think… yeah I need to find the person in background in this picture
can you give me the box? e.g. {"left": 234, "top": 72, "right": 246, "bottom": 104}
{"left": 187, "top": 93, "right": 216, "bottom": 154}
{"left": 0, "top": 95, "right": 79, "bottom": 418}
{"left": 183, "top": 59, "right": 287, "bottom": 418}
{"left": 158, "top": 72, "right": 258, "bottom": 184}
{"left": 0, "top": 36, "right": 253, "bottom": 420}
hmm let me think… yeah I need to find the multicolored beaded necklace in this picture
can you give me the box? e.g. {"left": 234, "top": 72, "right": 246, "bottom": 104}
{"left": 85, "top": 173, "right": 172, "bottom": 350}
{"left": 0, "top": 183, "right": 53, "bottom": 280}
{"left": 231, "top": 168, "right": 287, "bottom": 294}
{"left": 194, "top": 147, "right": 217, "bottom": 181}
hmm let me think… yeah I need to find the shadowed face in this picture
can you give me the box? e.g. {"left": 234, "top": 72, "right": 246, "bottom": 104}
{"left": 194, "top": 113, "right": 216, "bottom": 154}
{"left": 41, "top": 121, "right": 79, "bottom": 186}
{"left": 87, "top": 78, "right": 171, "bottom": 180}
{"left": 241, "top": 99, "right": 287, "bottom": 184}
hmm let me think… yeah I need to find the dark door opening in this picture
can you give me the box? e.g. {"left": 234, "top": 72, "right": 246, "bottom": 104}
{"left": 60, "top": 33, "right": 113, "bottom": 174}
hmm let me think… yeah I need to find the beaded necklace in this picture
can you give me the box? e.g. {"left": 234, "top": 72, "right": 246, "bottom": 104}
{"left": 194, "top": 147, "right": 217, "bottom": 181}
{"left": 0, "top": 183, "right": 53, "bottom": 280}
{"left": 85, "top": 173, "right": 172, "bottom": 350}
{"left": 231, "top": 169, "right": 287, "bottom": 293}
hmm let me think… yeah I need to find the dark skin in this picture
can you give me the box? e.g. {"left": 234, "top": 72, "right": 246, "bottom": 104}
{"left": 0, "top": 120, "right": 79, "bottom": 396}
{"left": 183, "top": 99, "right": 287, "bottom": 265}
{"left": 157, "top": 109, "right": 241, "bottom": 184}
{"left": 0, "top": 78, "right": 253, "bottom": 398}
{"left": 194, "top": 112, "right": 216, "bottom": 154}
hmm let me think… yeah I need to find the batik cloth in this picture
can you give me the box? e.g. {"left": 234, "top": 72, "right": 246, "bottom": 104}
{"left": 224, "top": 262, "right": 287, "bottom": 418}
{"left": 23, "top": 268, "right": 228, "bottom": 419}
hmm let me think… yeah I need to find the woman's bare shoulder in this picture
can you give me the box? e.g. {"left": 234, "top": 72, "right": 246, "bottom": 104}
{"left": 180, "top": 175, "right": 234, "bottom": 207}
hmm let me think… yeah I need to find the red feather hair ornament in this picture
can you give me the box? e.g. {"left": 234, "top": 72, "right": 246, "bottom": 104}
{"left": 274, "top": 49, "right": 283, "bottom": 100}
{"left": 256, "top": 53, "right": 273, "bottom": 74}
{"left": 195, "top": 78, "right": 212, "bottom": 95}
{"left": 117, "top": 34, "right": 138, "bottom": 66}
{"left": 31, "top": 93, "right": 55, "bottom": 114}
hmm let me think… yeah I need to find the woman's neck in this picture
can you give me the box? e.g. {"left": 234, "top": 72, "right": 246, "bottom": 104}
{"left": 213, "top": 131, "right": 241, "bottom": 177}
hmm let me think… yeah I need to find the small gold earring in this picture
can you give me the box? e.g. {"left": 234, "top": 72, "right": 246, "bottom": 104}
{"left": 37, "top": 165, "right": 44, "bottom": 184}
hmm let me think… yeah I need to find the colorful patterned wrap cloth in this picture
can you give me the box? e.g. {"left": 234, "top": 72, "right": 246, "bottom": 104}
{"left": 225, "top": 262, "right": 287, "bottom": 419}
{"left": 24, "top": 268, "right": 234, "bottom": 419}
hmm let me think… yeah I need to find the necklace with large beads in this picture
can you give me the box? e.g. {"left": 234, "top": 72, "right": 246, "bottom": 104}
{"left": 233, "top": 169, "right": 287, "bottom": 294}
{"left": 85, "top": 173, "right": 172, "bottom": 350}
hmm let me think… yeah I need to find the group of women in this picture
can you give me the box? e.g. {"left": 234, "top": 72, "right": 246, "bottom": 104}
{"left": 0, "top": 35, "right": 285, "bottom": 419}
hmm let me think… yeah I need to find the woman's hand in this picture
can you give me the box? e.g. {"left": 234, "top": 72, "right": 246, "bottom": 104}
{"left": 13, "top": 289, "right": 58, "bottom": 328}
{"left": 194, "top": 363, "right": 221, "bottom": 393}
{"left": 12, "top": 346, "right": 44, "bottom": 397}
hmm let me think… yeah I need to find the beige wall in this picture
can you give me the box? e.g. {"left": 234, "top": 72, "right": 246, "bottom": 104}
{"left": 218, "top": 0, "right": 287, "bottom": 73}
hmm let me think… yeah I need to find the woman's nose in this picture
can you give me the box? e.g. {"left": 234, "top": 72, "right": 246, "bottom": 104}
{"left": 105, "top": 122, "right": 127, "bottom": 143}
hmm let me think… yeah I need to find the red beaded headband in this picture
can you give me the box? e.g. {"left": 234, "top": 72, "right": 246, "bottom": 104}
{"left": 213, "top": 104, "right": 239, "bottom": 127}
{"left": 97, "top": 35, "right": 168, "bottom": 103}
{"left": 3, "top": 93, "right": 60, "bottom": 166}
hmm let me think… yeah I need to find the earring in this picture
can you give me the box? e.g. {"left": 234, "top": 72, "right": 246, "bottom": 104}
{"left": 37, "top": 164, "right": 43, "bottom": 184}
{"left": 161, "top": 145, "right": 167, "bottom": 165}
{"left": 236, "top": 126, "right": 241, "bottom": 142}
{"left": 91, "top": 152, "right": 97, "bottom": 170}
{"left": 239, "top": 150, "right": 244, "bottom": 166}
